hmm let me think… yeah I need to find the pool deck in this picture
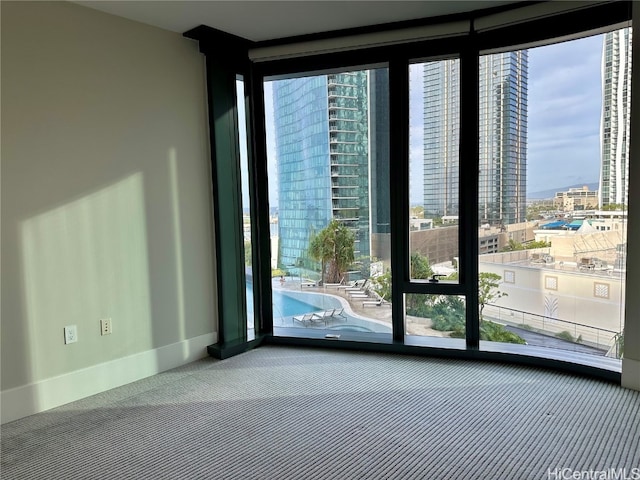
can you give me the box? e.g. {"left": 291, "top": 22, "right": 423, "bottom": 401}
{"left": 274, "top": 278, "right": 447, "bottom": 336}
{"left": 271, "top": 279, "right": 617, "bottom": 356}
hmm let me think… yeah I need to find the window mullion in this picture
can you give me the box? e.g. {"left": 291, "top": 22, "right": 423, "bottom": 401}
{"left": 460, "top": 37, "right": 480, "bottom": 349}
{"left": 389, "top": 58, "right": 410, "bottom": 343}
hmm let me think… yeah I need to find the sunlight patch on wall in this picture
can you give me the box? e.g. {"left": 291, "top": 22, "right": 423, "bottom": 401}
{"left": 21, "top": 173, "right": 152, "bottom": 382}
{"left": 169, "top": 148, "right": 186, "bottom": 341}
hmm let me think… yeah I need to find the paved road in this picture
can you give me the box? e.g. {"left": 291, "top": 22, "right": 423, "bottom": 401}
{"left": 503, "top": 324, "right": 607, "bottom": 355}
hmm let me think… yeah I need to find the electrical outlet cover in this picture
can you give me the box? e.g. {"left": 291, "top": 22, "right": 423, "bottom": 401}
{"left": 64, "top": 325, "right": 78, "bottom": 344}
{"left": 100, "top": 318, "right": 112, "bottom": 335}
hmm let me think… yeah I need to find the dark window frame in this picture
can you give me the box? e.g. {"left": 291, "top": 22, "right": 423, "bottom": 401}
{"left": 185, "top": 0, "right": 632, "bottom": 378}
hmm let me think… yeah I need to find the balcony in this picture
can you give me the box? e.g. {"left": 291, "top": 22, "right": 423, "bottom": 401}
{"left": 330, "top": 174, "right": 358, "bottom": 179}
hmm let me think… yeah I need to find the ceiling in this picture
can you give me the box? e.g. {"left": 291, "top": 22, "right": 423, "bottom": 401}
{"left": 74, "top": 1, "right": 526, "bottom": 43}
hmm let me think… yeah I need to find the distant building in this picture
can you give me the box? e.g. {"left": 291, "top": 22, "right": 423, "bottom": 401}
{"left": 479, "top": 249, "right": 625, "bottom": 346}
{"left": 599, "top": 28, "right": 632, "bottom": 208}
{"left": 479, "top": 233, "right": 500, "bottom": 255}
{"left": 410, "top": 218, "right": 433, "bottom": 231}
{"left": 534, "top": 212, "right": 627, "bottom": 262}
{"left": 423, "top": 60, "right": 460, "bottom": 220}
{"left": 479, "top": 220, "right": 538, "bottom": 254}
{"left": 554, "top": 186, "right": 599, "bottom": 211}
{"left": 406, "top": 220, "right": 538, "bottom": 262}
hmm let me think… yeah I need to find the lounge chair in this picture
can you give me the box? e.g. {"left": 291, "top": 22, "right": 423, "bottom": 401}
{"left": 293, "top": 312, "right": 321, "bottom": 326}
{"left": 337, "top": 280, "right": 360, "bottom": 290}
{"left": 300, "top": 280, "right": 318, "bottom": 288}
{"left": 324, "top": 277, "right": 344, "bottom": 289}
{"left": 332, "top": 308, "right": 346, "bottom": 320}
{"left": 362, "top": 299, "right": 389, "bottom": 307}
{"left": 349, "top": 292, "right": 369, "bottom": 299}
{"left": 341, "top": 279, "right": 369, "bottom": 290}
{"left": 313, "top": 309, "right": 335, "bottom": 325}
{"left": 362, "top": 299, "right": 381, "bottom": 307}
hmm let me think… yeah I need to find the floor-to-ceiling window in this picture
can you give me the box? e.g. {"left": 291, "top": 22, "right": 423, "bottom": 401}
{"left": 264, "top": 67, "right": 393, "bottom": 339}
{"left": 191, "top": 1, "right": 631, "bottom": 375}
{"left": 237, "top": 77, "right": 258, "bottom": 340}
{"left": 251, "top": 11, "right": 630, "bottom": 371}
{"left": 405, "top": 58, "right": 466, "bottom": 343}
{"left": 477, "top": 28, "right": 630, "bottom": 362}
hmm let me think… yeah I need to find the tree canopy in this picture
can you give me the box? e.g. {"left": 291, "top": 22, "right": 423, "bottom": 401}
{"left": 410, "top": 252, "right": 433, "bottom": 279}
{"left": 478, "top": 272, "right": 507, "bottom": 320}
{"left": 308, "top": 220, "right": 355, "bottom": 284}
{"left": 602, "top": 203, "right": 625, "bottom": 211}
{"left": 369, "top": 254, "right": 522, "bottom": 344}
{"left": 501, "top": 239, "right": 550, "bottom": 252}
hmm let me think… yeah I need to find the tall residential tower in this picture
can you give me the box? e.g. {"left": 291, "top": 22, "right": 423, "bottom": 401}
{"left": 600, "top": 28, "right": 632, "bottom": 208}
{"left": 272, "top": 72, "right": 372, "bottom": 269}
{"left": 423, "top": 51, "right": 528, "bottom": 226}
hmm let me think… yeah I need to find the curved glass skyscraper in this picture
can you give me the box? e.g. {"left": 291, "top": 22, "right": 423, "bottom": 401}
{"left": 272, "top": 72, "right": 372, "bottom": 270}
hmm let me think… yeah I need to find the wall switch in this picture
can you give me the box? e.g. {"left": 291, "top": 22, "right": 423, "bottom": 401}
{"left": 100, "top": 318, "right": 112, "bottom": 336}
{"left": 64, "top": 325, "right": 78, "bottom": 344}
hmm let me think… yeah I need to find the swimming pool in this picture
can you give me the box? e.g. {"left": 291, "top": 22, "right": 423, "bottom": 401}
{"left": 246, "top": 282, "right": 391, "bottom": 333}
{"left": 247, "top": 283, "right": 332, "bottom": 318}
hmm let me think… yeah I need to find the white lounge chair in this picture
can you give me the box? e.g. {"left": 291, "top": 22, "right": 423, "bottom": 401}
{"left": 313, "top": 309, "right": 336, "bottom": 325}
{"left": 338, "top": 279, "right": 368, "bottom": 291}
{"left": 324, "top": 277, "right": 344, "bottom": 289}
{"left": 362, "top": 299, "right": 389, "bottom": 307}
{"left": 349, "top": 292, "right": 369, "bottom": 299}
{"left": 293, "top": 312, "right": 321, "bottom": 326}
{"left": 332, "top": 308, "right": 347, "bottom": 320}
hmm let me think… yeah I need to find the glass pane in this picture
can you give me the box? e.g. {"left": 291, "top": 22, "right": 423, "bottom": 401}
{"left": 478, "top": 29, "right": 630, "bottom": 360}
{"left": 409, "top": 60, "right": 459, "bottom": 283}
{"left": 405, "top": 294, "right": 466, "bottom": 341}
{"left": 236, "top": 78, "right": 255, "bottom": 339}
{"left": 265, "top": 68, "right": 392, "bottom": 339}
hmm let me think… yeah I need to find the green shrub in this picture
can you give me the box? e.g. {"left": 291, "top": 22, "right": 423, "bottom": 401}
{"left": 614, "top": 331, "right": 624, "bottom": 359}
{"left": 449, "top": 327, "right": 465, "bottom": 339}
{"left": 272, "top": 268, "right": 286, "bottom": 278}
{"left": 555, "top": 331, "right": 575, "bottom": 342}
{"left": 431, "top": 315, "right": 464, "bottom": 332}
{"left": 409, "top": 294, "right": 525, "bottom": 345}
{"left": 480, "top": 321, "right": 526, "bottom": 344}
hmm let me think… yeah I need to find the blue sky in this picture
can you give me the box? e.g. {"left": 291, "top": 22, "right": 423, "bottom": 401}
{"left": 408, "top": 34, "right": 605, "bottom": 204}
{"left": 527, "top": 34, "right": 603, "bottom": 194}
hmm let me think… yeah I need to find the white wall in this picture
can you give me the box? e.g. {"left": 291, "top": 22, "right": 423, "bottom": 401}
{"left": 1, "top": 1, "right": 217, "bottom": 421}
{"left": 479, "top": 261, "right": 624, "bottom": 350}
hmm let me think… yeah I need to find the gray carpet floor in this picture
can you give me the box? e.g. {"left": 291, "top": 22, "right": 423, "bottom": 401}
{"left": 2, "top": 346, "right": 639, "bottom": 479}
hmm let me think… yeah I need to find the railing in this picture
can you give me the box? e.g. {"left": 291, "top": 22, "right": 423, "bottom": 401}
{"left": 484, "top": 304, "right": 620, "bottom": 355}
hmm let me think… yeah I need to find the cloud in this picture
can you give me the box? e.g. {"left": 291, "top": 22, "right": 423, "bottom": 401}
{"left": 526, "top": 34, "right": 605, "bottom": 193}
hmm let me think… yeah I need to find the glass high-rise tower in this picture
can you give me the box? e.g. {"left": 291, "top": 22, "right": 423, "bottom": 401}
{"left": 600, "top": 28, "right": 632, "bottom": 208}
{"left": 272, "top": 72, "right": 371, "bottom": 269}
{"left": 423, "top": 51, "right": 528, "bottom": 226}
{"left": 423, "top": 59, "right": 460, "bottom": 219}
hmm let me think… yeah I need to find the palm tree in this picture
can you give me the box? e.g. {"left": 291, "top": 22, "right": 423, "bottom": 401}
{"left": 308, "top": 220, "right": 355, "bottom": 284}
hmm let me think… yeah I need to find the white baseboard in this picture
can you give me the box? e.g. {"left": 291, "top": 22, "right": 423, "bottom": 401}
{"left": 1, "top": 332, "right": 216, "bottom": 424}
{"left": 622, "top": 357, "right": 640, "bottom": 392}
